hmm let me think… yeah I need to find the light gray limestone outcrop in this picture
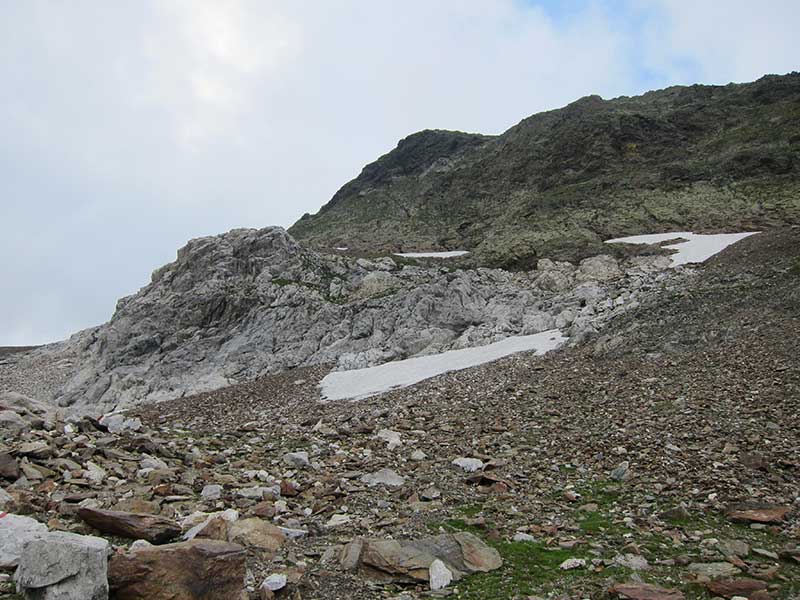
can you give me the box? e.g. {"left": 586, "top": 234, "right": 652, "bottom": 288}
{"left": 1, "top": 227, "right": 674, "bottom": 413}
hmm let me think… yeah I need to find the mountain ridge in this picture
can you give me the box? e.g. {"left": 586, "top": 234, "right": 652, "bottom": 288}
{"left": 290, "top": 73, "right": 800, "bottom": 267}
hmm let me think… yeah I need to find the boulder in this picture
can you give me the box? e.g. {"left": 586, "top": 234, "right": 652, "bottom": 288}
{"left": 340, "top": 532, "right": 501, "bottom": 586}
{"left": 0, "top": 514, "right": 48, "bottom": 568}
{"left": 108, "top": 539, "right": 246, "bottom": 600}
{"left": 14, "top": 531, "right": 109, "bottom": 600}
{"left": 78, "top": 507, "right": 181, "bottom": 544}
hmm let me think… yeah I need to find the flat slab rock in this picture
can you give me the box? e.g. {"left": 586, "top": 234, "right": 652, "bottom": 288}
{"left": 78, "top": 507, "right": 181, "bottom": 544}
{"left": 340, "top": 531, "right": 501, "bottom": 586}
{"left": 109, "top": 539, "right": 246, "bottom": 600}
{"left": 705, "top": 577, "right": 768, "bottom": 597}
{"left": 724, "top": 502, "right": 792, "bottom": 523}
{"left": 610, "top": 582, "right": 685, "bottom": 599}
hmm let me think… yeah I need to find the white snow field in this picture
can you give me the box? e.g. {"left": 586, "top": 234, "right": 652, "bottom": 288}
{"left": 393, "top": 250, "right": 470, "bottom": 258}
{"left": 604, "top": 231, "right": 759, "bottom": 266}
{"left": 320, "top": 329, "right": 567, "bottom": 401}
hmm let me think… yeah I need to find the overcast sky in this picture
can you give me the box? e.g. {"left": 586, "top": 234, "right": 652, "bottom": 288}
{"left": 1, "top": 1, "right": 798, "bottom": 346}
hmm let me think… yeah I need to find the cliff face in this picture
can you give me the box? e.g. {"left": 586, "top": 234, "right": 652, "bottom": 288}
{"left": 2, "top": 226, "right": 676, "bottom": 413}
{"left": 290, "top": 73, "right": 800, "bottom": 267}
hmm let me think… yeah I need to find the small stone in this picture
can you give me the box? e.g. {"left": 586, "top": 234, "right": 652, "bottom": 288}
{"left": 375, "top": 429, "right": 402, "bottom": 450}
{"left": 687, "top": 562, "right": 741, "bottom": 580}
{"left": 201, "top": 484, "right": 223, "bottom": 500}
{"left": 429, "top": 559, "right": 452, "bottom": 590}
{"left": 260, "top": 573, "right": 287, "bottom": 592}
{"left": 410, "top": 450, "right": 427, "bottom": 461}
{"left": 614, "top": 553, "right": 650, "bottom": 571}
{"left": 513, "top": 532, "right": 536, "bottom": 542}
{"left": 14, "top": 531, "right": 109, "bottom": 600}
{"left": 360, "top": 468, "right": 405, "bottom": 487}
{"left": 610, "top": 461, "right": 630, "bottom": 481}
{"left": 452, "top": 457, "right": 484, "bottom": 472}
{"left": 559, "top": 558, "right": 586, "bottom": 570}
{"left": 326, "top": 514, "right": 351, "bottom": 528}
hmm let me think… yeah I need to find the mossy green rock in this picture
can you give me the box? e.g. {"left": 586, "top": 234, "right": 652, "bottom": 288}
{"left": 290, "top": 73, "right": 800, "bottom": 267}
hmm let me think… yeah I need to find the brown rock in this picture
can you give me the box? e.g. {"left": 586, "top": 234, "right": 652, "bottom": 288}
{"left": 705, "top": 578, "right": 768, "bottom": 598}
{"left": 109, "top": 539, "right": 246, "bottom": 600}
{"left": 78, "top": 507, "right": 180, "bottom": 544}
{"left": 0, "top": 452, "right": 19, "bottom": 480}
{"left": 610, "top": 582, "right": 685, "bottom": 599}
{"left": 725, "top": 503, "right": 791, "bottom": 524}
{"left": 228, "top": 517, "right": 286, "bottom": 554}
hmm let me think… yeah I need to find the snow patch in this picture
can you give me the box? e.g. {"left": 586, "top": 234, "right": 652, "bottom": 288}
{"left": 320, "top": 329, "right": 566, "bottom": 401}
{"left": 393, "top": 250, "right": 469, "bottom": 258}
{"left": 604, "top": 231, "right": 759, "bottom": 266}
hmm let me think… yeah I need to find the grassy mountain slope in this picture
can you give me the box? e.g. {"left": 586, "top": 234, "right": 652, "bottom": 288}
{"left": 290, "top": 73, "right": 800, "bottom": 267}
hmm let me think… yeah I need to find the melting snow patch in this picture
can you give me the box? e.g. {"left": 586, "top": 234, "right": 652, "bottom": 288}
{"left": 393, "top": 250, "right": 469, "bottom": 258}
{"left": 604, "top": 231, "right": 759, "bottom": 266}
{"left": 320, "top": 329, "right": 566, "bottom": 401}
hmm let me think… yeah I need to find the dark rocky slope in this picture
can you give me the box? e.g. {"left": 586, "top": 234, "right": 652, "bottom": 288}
{"left": 290, "top": 73, "right": 800, "bottom": 267}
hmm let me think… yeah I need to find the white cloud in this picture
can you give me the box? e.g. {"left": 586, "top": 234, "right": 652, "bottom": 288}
{"left": 0, "top": 1, "right": 796, "bottom": 345}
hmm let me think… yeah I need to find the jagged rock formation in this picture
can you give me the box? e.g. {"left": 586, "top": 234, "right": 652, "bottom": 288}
{"left": 2, "top": 227, "right": 674, "bottom": 413}
{"left": 290, "top": 73, "right": 800, "bottom": 267}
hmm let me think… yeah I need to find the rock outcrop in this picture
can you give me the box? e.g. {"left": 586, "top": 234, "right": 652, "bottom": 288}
{"left": 3, "top": 227, "right": 673, "bottom": 413}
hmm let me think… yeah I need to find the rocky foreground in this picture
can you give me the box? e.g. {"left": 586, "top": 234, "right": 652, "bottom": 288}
{"left": 0, "top": 228, "right": 799, "bottom": 599}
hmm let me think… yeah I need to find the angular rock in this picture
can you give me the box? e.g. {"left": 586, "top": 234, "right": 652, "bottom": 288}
{"left": 78, "top": 507, "right": 181, "bottom": 544}
{"left": 705, "top": 578, "right": 768, "bottom": 598}
{"left": 0, "top": 514, "right": 48, "bottom": 568}
{"left": 14, "top": 531, "right": 109, "bottom": 600}
{"left": 0, "top": 452, "right": 19, "bottom": 480}
{"left": 687, "top": 562, "right": 742, "bottom": 580}
{"left": 340, "top": 531, "right": 501, "bottom": 584}
{"left": 228, "top": 518, "right": 286, "bottom": 554}
{"left": 109, "top": 539, "right": 246, "bottom": 600}
{"left": 610, "top": 460, "right": 630, "bottom": 481}
{"left": 282, "top": 451, "right": 310, "bottom": 469}
{"left": 360, "top": 468, "right": 405, "bottom": 487}
{"left": 0, "top": 487, "right": 12, "bottom": 510}
{"left": 201, "top": 484, "right": 223, "bottom": 500}
{"left": 725, "top": 502, "right": 791, "bottom": 524}
{"left": 610, "top": 582, "right": 685, "bottom": 600}
{"left": 451, "top": 457, "right": 484, "bottom": 472}
{"left": 429, "top": 559, "right": 452, "bottom": 590}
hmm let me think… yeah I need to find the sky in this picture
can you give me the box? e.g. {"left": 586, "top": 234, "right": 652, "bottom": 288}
{"left": 1, "top": 0, "right": 798, "bottom": 346}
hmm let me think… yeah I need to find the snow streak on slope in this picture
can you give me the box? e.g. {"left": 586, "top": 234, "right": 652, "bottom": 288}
{"left": 604, "top": 232, "right": 759, "bottom": 266}
{"left": 320, "top": 329, "right": 567, "bottom": 401}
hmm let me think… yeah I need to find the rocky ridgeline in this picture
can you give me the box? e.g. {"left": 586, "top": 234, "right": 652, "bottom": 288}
{"left": 1, "top": 227, "right": 676, "bottom": 415}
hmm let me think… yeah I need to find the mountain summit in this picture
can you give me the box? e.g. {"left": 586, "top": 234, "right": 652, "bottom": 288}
{"left": 290, "top": 73, "right": 800, "bottom": 267}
